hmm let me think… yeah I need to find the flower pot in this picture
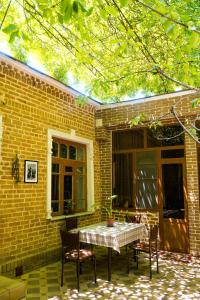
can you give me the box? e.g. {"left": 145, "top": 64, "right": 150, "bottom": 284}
{"left": 107, "top": 218, "right": 114, "bottom": 227}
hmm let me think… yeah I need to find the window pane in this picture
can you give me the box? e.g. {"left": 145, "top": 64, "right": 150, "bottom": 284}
{"left": 136, "top": 180, "right": 157, "bottom": 208}
{"left": 52, "top": 142, "right": 58, "bottom": 157}
{"left": 51, "top": 202, "right": 59, "bottom": 212}
{"left": 64, "top": 175, "right": 73, "bottom": 214}
{"left": 77, "top": 147, "right": 85, "bottom": 160}
{"left": 112, "top": 153, "right": 133, "bottom": 208}
{"left": 76, "top": 166, "right": 84, "bottom": 174}
{"left": 147, "top": 125, "right": 184, "bottom": 147}
{"left": 113, "top": 130, "right": 144, "bottom": 150}
{"left": 64, "top": 175, "right": 72, "bottom": 199}
{"left": 136, "top": 151, "right": 158, "bottom": 209}
{"left": 69, "top": 145, "right": 76, "bottom": 160}
{"left": 162, "top": 164, "right": 184, "bottom": 219}
{"left": 136, "top": 151, "right": 156, "bottom": 164}
{"left": 51, "top": 174, "right": 59, "bottom": 212}
{"left": 75, "top": 174, "right": 85, "bottom": 210}
{"left": 60, "top": 144, "right": 68, "bottom": 158}
{"left": 52, "top": 163, "right": 59, "bottom": 173}
{"left": 65, "top": 166, "right": 73, "bottom": 172}
{"left": 161, "top": 149, "right": 184, "bottom": 158}
{"left": 137, "top": 166, "right": 157, "bottom": 179}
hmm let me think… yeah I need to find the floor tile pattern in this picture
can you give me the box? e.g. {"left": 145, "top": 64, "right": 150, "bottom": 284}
{"left": 20, "top": 246, "right": 200, "bottom": 300}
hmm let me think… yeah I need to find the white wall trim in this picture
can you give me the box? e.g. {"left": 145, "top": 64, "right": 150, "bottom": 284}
{"left": 47, "top": 128, "right": 94, "bottom": 219}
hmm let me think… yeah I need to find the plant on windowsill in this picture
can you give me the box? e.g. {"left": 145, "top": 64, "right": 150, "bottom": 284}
{"left": 104, "top": 195, "right": 117, "bottom": 227}
{"left": 64, "top": 199, "right": 72, "bottom": 215}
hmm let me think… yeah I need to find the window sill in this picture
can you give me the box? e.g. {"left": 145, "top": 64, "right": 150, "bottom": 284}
{"left": 48, "top": 211, "right": 94, "bottom": 221}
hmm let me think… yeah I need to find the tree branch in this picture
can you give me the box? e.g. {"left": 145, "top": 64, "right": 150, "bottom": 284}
{"left": 0, "top": 0, "right": 13, "bottom": 30}
{"left": 171, "top": 106, "right": 200, "bottom": 144}
{"left": 135, "top": 0, "right": 200, "bottom": 35}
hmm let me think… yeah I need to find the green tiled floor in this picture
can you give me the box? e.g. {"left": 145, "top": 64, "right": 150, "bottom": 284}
{"left": 20, "top": 247, "right": 200, "bottom": 299}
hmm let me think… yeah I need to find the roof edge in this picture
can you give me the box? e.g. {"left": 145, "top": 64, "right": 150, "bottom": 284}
{"left": 0, "top": 51, "right": 101, "bottom": 107}
{"left": 97, "top": 90, "right": 197, "bottom": 110}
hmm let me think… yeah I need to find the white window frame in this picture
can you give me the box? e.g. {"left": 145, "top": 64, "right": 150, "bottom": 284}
{"left": 47, "top": 128, "right": 94, "bottom": 219}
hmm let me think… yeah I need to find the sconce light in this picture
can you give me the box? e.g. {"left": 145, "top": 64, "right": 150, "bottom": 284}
{"left": 12, "top": 154, "right": 20, "bottom": 183}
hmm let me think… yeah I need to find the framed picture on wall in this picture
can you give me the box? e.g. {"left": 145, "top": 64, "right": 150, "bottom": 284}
{"left": 24, "top": 160, "right": 38, "bottom": 183}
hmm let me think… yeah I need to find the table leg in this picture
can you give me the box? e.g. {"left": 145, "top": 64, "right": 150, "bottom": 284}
{"left": 108, "top": 247, "right": 112, "bottom": 281}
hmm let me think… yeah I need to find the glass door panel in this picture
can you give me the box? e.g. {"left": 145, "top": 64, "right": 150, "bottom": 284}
{"left": 162, "top": 164, "right": 184, "bottom": 219}
{"left": 112, "top": 153, "right": 133, "bottom": 208}
{"left": 136, "top": 151, "right": 158, "bottom": 209}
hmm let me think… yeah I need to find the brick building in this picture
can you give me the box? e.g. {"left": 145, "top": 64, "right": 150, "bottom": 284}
{"left": 0, "top": 52, "right": 200, "bottom": 276}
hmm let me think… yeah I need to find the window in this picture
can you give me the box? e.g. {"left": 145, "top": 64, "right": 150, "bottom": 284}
{"left": 51, "top": 138, "right": 86, "bottom": 216}
{"left": 113, "top": 129, "right": 144, "bottom": 150}
{"left": 47, "top": 129, "right": 94, "bottom": 219}
{"left": 147, "top": 125, "right": 184, "bottom": 147}
{"left": 136, "top": 151, "right": 158, "bottom": 209}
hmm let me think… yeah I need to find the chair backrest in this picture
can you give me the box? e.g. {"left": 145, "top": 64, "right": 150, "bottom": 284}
{"left": 60, "top": 230, "right": 80, "bottom": 253}
{"left": 149, "top": 225, "right": 159, "bottom": 243}
{"left": 65, "top": 217, "right": 78, "bottom": 231}
{"left": 126, "top": 214, "right": 141, "bottom": 224}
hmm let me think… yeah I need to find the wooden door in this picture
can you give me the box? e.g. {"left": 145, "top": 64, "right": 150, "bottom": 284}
{"left": 160, "top": 160, "right": 189, "bottom": 253}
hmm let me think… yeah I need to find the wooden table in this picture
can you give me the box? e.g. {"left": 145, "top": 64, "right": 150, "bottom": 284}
{"left": 76, "top": 221, "right": 148, "bottom": 281}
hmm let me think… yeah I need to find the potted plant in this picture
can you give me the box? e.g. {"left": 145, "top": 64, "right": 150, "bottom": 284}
{"left": 104, "top": 195, "right": 117, "bottom": 227}
{"left": 91, "top": 195, "right": 117, "bottom": 227}
{"left": 104, "top": 205, "right": 114, "bottom": 227}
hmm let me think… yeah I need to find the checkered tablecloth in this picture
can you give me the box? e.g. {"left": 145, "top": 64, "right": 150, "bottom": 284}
{"left": 77, "top": 222, "right": 148, "bottom": 253}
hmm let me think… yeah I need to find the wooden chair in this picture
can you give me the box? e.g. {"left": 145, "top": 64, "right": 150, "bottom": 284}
{"left": 66, "top": 217, "right": 92, "bottom": 250}
{"left": 125, "top": 214, "right": 141, "bottom": 224}
{"left": 125, "top": 214, "right": 142, "bottom": 253}
{"left": 65, "top": 217, "right": 78, "bottom": 231}
{"left": 60, "top": 230, "right": 96, "bottom": 291}
{"left": 127, "top": 224, "right": 159, "bottom": 279}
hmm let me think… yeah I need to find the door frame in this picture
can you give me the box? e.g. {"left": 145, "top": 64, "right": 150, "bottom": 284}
{"left": 159, "top": 158, "right": 189, "bottom": 252}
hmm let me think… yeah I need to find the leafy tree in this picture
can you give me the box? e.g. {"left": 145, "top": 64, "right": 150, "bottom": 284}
{"left": 0, "top": 0, "right": 199, "bottom": 101}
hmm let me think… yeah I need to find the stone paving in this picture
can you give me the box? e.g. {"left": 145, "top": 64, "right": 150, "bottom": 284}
{"left": 20, "top": 246, "right": 200, "bottom": 300}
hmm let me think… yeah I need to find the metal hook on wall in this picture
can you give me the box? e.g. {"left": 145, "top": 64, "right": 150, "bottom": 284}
{"left": 12, "top": 154, "right": 20, "bottom": 183}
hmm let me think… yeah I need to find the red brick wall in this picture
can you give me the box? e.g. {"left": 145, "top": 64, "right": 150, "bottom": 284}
{"left": 0, "top": 56, "right": 101, "bottom": 275}
{"left": 96, "top": 92, "right": 200, "bottom": 255}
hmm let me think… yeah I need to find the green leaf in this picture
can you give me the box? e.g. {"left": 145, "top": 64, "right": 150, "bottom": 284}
{"left": 129, "top": 112, "right": 147, "bottom": 127}
{"left": 192, "top": 98, "right": 200, "bottom": 108}
{"left": 73, "top": 1, "right": 78, "bottom": 13}
{"left": 2, "top": 24, "right": 18, "bottom": 34}
{"left": 106, "top": 6, "right": 118, "bottom": 17}
{"left": 9, "top": 30, "right": 19, "bottom": 43}
{"left": 99, "top": 9, "right": 108, "bottom": 20}
{"left": 63, "top": 5, "right": 73, "bottom": 22}
{"left": 86, "top": 7, "right": 93, "bottom": 16}
{"left": 165, "top": 24, "right": 176, "bottom": 34}
{"left": 119, "top": 0, "right": 129, "bottom": 7}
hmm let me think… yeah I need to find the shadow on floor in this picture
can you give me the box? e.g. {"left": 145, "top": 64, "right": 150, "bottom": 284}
{"left": 21, "top": 246, "right": 200, "bottom": 300}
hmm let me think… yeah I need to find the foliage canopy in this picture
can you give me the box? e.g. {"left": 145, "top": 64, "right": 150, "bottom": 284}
{"left": 0, "top": 0, "right": 199, "bottom": 101}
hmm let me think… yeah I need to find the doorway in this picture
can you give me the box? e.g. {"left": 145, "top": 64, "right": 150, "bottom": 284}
{"left": 160, "top": 161, "right": 189, "bottom": 252}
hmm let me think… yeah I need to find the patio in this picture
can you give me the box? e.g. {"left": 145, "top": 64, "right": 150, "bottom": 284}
{"left": 21, "top": 246, "right": 200, "bottom": 300}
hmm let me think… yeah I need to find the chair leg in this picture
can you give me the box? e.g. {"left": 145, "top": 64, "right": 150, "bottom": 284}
{"left": 76, "top": 261, "right": 80, "bottom": 292}
{"left": 61, "top": 260, "right": 64, "bottom": 286}
{"left": 136, "top": 251, "right": 139, "bottom": 269}
{"left": 80, "top": 262, "right": 82, "bottom": 274}
{"left": 93, "top": 256, "right": 97, "bottom": 283}
{"left": 156, "top": 250, "right": 159, "bottom": 273}
{"left": 149, "top": 251, "right": 152, "bottom": 279}
{"left": 127, "top": 250, "right": 130, "bottom": 274}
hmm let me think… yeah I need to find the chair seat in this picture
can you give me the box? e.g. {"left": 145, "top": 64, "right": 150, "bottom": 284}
{"left": 65, "top": 249, "right": 94, "bottom": 261}
{"left": 129, "top": 242, "right": 150, "bottom": 252}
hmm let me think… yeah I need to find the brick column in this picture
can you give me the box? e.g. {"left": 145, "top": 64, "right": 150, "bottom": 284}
{"left": 185, "top": 133, "right": 200, "bottom": 255}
